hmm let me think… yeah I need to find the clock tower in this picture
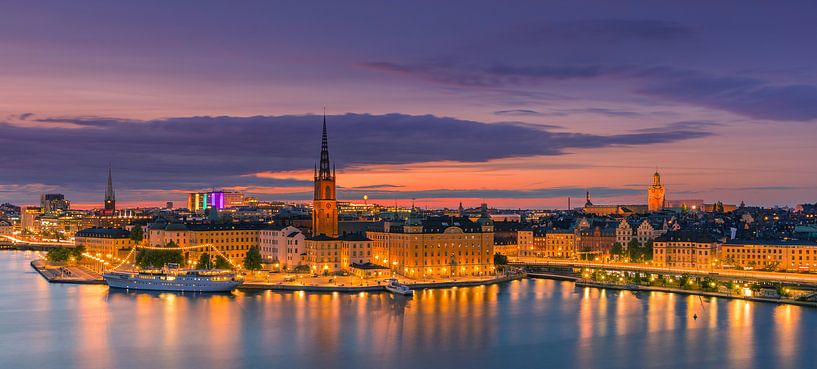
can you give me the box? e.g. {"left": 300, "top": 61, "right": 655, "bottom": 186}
{"left": 312, "top": 115, "right": 338, "bottom": 237}
{"left": 647, "top": 171, "right": 665, "bottom": 212}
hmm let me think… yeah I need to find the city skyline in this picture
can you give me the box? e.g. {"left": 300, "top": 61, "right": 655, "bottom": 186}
{"left": 3, "top": 1, "right": 817, "bottom": 208}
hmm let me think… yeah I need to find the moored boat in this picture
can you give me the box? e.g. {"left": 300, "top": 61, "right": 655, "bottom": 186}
{"left": 385, "top": 278, "right": 414, "bottom": 296}
{"left": 103, "top": 265, "right": 242, "bottom": 292}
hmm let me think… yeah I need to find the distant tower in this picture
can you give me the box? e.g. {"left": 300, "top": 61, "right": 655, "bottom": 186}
{"left": 458, "top": 202, "right": 464, "bottom": 217}
{"left": 312, "top": 114, "right": 338, "bottom": 237}
{"left": 584, "top": 191, "right": 593, "bottom": 207}
{"left": 104, "top": 163, "right": 116, "bottom": 215}
{"left": 648, "top": 171, "right": 666, "bottom": 212}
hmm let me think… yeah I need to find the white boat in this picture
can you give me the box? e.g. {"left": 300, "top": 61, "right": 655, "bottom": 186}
{"left": 103, "top": 265, "right": 242, "bottom": 292}
{"left": 385, "top": 278, "right": 414, "bottom": 296}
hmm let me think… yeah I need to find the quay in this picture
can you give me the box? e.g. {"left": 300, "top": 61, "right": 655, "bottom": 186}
{"left": 30, "top": 260, "right": 105, "bottom": 284}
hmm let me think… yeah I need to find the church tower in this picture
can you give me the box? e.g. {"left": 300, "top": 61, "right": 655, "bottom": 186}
{"left": 648, "top": 171, "right": 665, "bottom": 212}
{"left": 312, "top": 115, "right": 338, "bottom": 237}
{"left": 104, "top": 163, "right": 116, "bottom": 215}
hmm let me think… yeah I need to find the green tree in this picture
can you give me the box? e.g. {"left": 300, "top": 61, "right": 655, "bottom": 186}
{"left": 134, "top": 241, "right": 184, "bottom": 268}
{"left": 243, "top": 246, "right": 263, "bottom": 270}
{"left": 611, "top": 242, "right": 623, "bottom": 257}
{"left": 69, "top": 245, "right": 85, "bottom": 262}
{"left": 130, "top": 224, "right": 144, "bottom": 244}
{"left": 214, "top": 254, "right": 233, "bottom": 270}
{"left": 197, "top": 253, "right": 212, "bottom": 269}
{"left": 493, "top": 252, "right": 508, "bottom": 265}
{"left": 46, "top": 247, "right": 71, "bottom": 263}
{"left": 644, "top": 240, "right": 654, "bottom": 261}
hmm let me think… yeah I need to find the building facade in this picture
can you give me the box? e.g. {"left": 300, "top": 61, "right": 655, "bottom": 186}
{"left": 543, "top": 229, "right": 576, "bottom": 258}
{"left": 653, "top": 231, "right": 718, "bottom": 269}
{"left": 367, "top": 214, "right": 495, "bottom": 278}
{"left": 259, "top": 225, "right": 306, "bottom": 270}
{"left": 722, "top": 240, "right": 817, "bottom": 272}
{"left": 75, "top": 228, "right": 134, "bottom": 259}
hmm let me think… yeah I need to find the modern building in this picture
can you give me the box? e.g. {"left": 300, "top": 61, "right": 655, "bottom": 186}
{"left": 187, "top": 191, "right": 245, "bottom": 212}
{"left": 647, "top": 171, "right": 666, "bottom": 212}
{"left": 40, "top": 194, "right": 69, "bottom": 214}
{"left": 653, "top": 231, "right": 719, "bottom": 269}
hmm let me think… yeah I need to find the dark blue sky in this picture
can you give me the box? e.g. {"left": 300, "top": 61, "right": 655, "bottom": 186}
{"left": 1, "top": 1, "right": 816, "bottom": 208}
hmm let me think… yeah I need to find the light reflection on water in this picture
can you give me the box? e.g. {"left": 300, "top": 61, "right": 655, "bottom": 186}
{"left": 0, "top": 251, "right": 813, "bottom": 369}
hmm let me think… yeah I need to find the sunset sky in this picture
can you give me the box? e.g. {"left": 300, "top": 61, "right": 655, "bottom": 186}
{"left": 2, "top": 1, "right": 817, "bottom": 209}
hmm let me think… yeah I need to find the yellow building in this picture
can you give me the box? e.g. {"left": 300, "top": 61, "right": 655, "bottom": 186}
{"left": 722, "top": 240, "right": 817, "bottom": 272}
{"left": 653, "top": 231, "right": 718, "bottom": 269}
{"left": 543, "top": 230, "right": 576, "bottom": 258}
{"left": 368, "top": 213, "right": 495, "bottom": 278}
{"left": 146, "top": 222, "right": 262, "bottom": 266}
{"left": 74, "top": 228, "right": 135, "bottom": 260}
{"left": 648, "top": 171, "right": 666, "bottom": 212}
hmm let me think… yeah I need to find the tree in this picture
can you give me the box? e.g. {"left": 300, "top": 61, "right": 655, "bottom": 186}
{"left": 493, "top": 252, "right": 508, "bottom": 265}
{"left": 627, "top": 238, "right": 642, "bottom": 260}
{"left": 644, "top": 240, "right": 654, "bottom": 261}
{"left": 243, "top": 246, "right": 263, "bottom": 270}
{"left": 69, "top": 245, "right": 85, "bottom": 262}
{"left": 130, "top": 224, "right": 144, "bottom": 244}
{"left": 197, "top": 253, "right": 212, "bottom": 269}
{"left": 46, "top": 247, "right": 71, "bottom": 263}
{"left": 214, "top": 255, "right": 233, "bottom": 270}
{"left": 134, "top": 241, "right": 184, "bottom": 268}
{"left": 611, "top": 242, "right": 623, "bottom": 257}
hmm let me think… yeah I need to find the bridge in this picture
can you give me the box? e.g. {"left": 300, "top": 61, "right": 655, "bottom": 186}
{"left": 0, "top": 235, "right": 75, "bottom": 251}
{"left": 511, "top": 258, "right": 817, "bottom": 288}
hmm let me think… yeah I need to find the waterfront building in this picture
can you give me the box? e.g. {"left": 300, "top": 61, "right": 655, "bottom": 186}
{"left": 647, "top": 171, "right": 665, "bottom": 212}
{"left": 653, "top": 231, "right": 719, "bottom": 269}
{"left": 722, "top": 239, "right": 817, "bottom": 272}
{"left": 75, "top": 228, "right": 134, "bottom": 260}
{"left": 103, "top": 164, "right": 116, "bottom": 215}
{"left": 146, "top": 222, "right": 262, "bottom": 265}
{"left": 493, "top": 221, "right": 533, "bottom": 257}
{"left": 259, "top": 225, "right": 305, "bottom": 270}
{"left": 543, "top": 229, "right": 576, "bottom": 258}
{"left": 576, "top": 223, "right": 617, "bottom": 257}
{"left": 616, "top": 220, "right": 635, "bottom": 246}
{"left": 367, "top": 208, "right": 495, "bottom": 278}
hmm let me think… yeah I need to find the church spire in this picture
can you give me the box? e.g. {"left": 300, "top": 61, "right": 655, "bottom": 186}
{"left": 318, "top": 111, "right": 332, "bottom": 180}
{"left": 104, "top": 163, "right": 116, "bottom": 214}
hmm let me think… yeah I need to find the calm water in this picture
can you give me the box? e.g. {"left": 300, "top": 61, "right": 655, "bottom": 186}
{"left": 0, "top": 251, "right": 813, "bottom": 369}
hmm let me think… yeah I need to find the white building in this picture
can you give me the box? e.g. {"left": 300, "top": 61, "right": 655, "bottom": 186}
{"left": 259, "top": 225, "right": 306, "bottom": 270}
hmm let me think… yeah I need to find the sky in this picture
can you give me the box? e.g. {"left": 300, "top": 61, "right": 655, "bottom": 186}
{"left": 1, "top": 1, "right": 817, "bottom": 209}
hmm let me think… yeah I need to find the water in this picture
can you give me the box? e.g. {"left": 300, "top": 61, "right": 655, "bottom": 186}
{"left": 0, "top": 251, "right": 813, "bottom": 369}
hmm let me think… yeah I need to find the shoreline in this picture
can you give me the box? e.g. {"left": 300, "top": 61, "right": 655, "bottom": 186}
{"left": 238, "top": 274, "right": 524, "bottom": 292}
{"left": 529, "top": 272, "right": 817, "bottom": 308}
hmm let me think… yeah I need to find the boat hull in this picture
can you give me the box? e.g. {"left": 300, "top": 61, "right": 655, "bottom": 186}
{"left": 103, "top": 273, "right": 241, "bottom": 292}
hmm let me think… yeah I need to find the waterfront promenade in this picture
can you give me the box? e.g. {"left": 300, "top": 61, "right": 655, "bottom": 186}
{"left": 513, "top": 257, "right": 817, "bottom": 286}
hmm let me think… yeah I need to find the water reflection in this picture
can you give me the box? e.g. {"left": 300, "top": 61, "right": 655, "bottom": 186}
{"left": 1, "top": 252, "right": 816, "bottom": 369}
